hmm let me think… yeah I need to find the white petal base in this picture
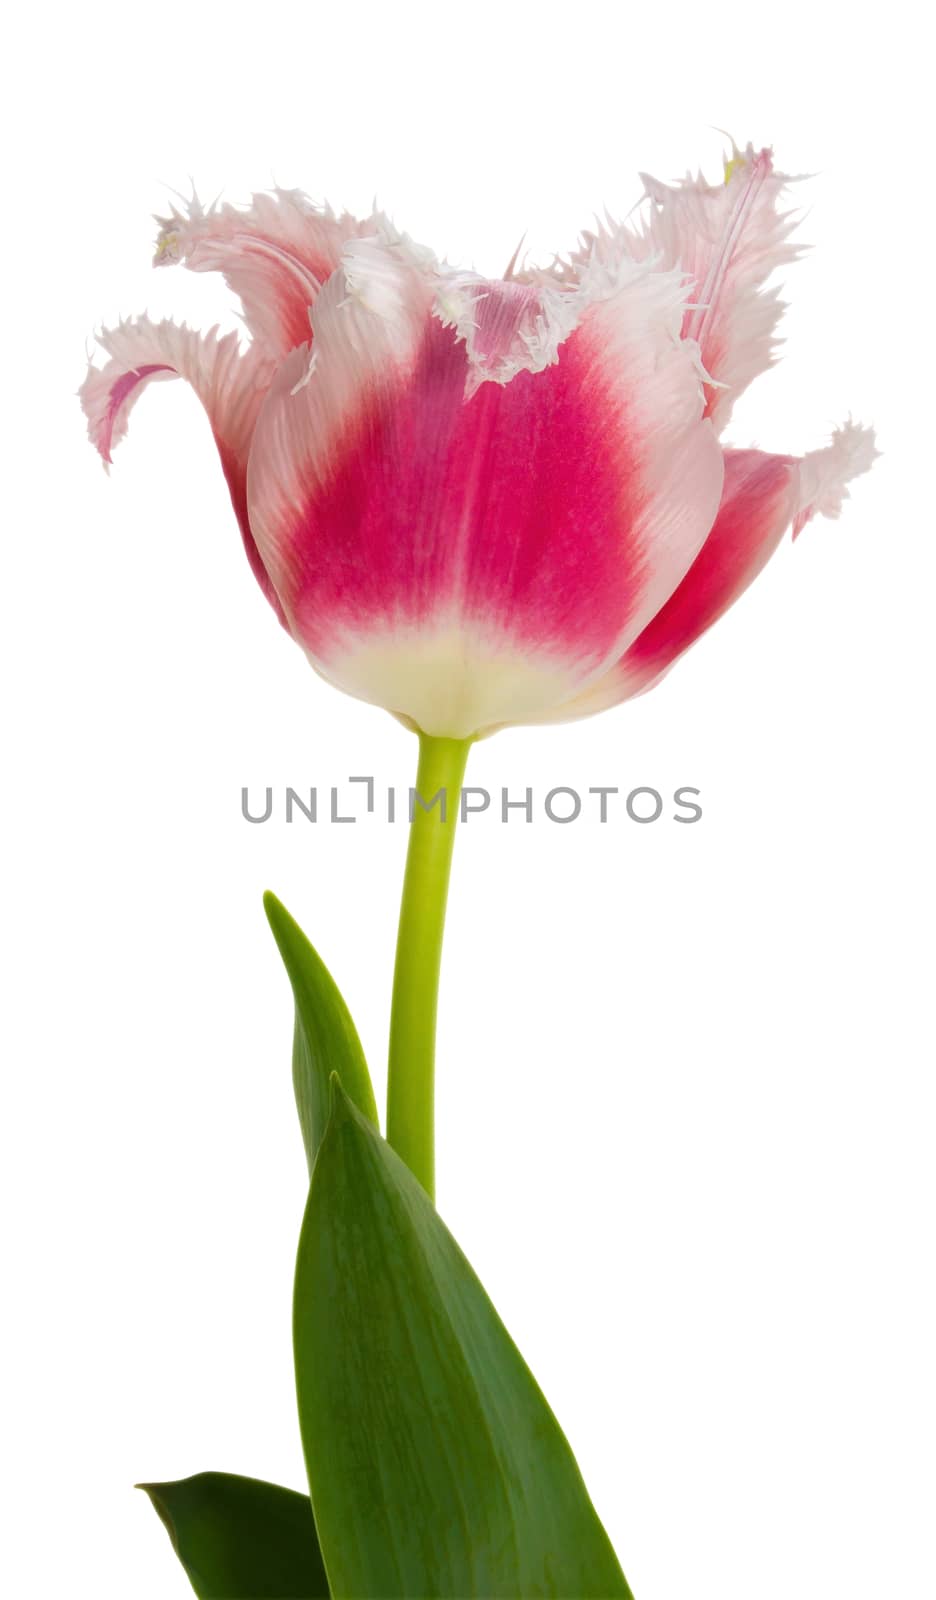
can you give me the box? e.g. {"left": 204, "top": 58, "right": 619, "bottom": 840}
{"left": 311, "top": 622, "right": 591, "bottom": 740}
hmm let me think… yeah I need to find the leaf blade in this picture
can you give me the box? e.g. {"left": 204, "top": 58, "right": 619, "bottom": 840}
{"left": 294, "top": 1082, "right": 632, "bottom": 1599}
{"left": 264, "top": 891, "right": 379, "bottom": 1173}
{"left": 139, "top": 1471, "right": 330, "bottom": 1598}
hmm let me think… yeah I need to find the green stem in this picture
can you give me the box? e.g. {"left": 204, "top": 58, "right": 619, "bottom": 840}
{"left": 387, "top": 732, "right": 471, "bottom": 1200}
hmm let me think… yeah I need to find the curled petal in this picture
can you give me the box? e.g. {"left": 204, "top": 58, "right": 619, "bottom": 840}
{"left": 79, "top": 316, "right": 282, "bottom": 614}
{"left": 247, "top": 231, "right": 724, "bottom": 739}
{"left": 154, "top": 189, "right": 378, "bottom": 359}
{"left": 543, "top": 421, "right": 878, "bottom": 720}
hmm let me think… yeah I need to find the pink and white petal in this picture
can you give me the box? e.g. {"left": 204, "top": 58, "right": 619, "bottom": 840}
{"left": 434, "top": 272, "right": 580, "bottom": 396}
{"left": 542, "top": 421, "right": 877, "bottom": 721}
{"left": 154, "top": 189, "right": 378, "bottom": 359}
{"left": 80, "top": 315, "right": 282, "bottom": 613}
{"left": 247, "top": 236, "right": 724, "bottom": 739}
{"left": 535, "top": 143, "right": 803, "bottom": 432}
{"left": 629, "top": 143, "right": 804, "bottom": 430}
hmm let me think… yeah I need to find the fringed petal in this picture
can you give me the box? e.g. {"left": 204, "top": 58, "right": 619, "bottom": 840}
{"left": 433, "top": 274, "right": 580, "bottom": 398}
{"left": 540, "top": 421, "right": 878, "bottom": 721}
{"left": 791, "top": 419, "right": 880, "bottom": 538}
{"left": 79, "top": 316, "right": 282, "bottom": 614}
{"left": 530, "top": 141, "right": 804, "bottom": 432}
{"left": 629, "top": 142, "right": 804, "bottom": 429}
{"left": 154, "top": 189, "right": 378, "bottom": 359}
{"left": 247, "top": 226, "right": 724, "bottom": 739}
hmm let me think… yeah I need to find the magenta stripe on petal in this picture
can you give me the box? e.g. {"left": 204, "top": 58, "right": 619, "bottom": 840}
{"left": 284, "top": 315, "right": 646, "bottom": 671}
{"left": 622, "top": 448, "right": 796, "bottom": 683}
{"left": 99, "top": 364, "right": 173, "bottom": 462}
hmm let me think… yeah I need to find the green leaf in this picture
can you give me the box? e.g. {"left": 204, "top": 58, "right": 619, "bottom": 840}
{"left": 294, "top": 1080, "right": 633, "bottom": 1600}
{"left": 138, "top": 1471, "right": 330, "bottom": 1598}
{"left": 264, "top": 891, "right": 379, "bottom": 1173}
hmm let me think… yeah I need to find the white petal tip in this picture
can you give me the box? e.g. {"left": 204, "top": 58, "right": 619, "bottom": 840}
{"left": 792, "top": 420, "right": 879, "bottom": 539}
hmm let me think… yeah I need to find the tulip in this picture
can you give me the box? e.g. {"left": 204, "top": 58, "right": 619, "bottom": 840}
{"left": 81, "top": 142, "right": 876, "bottom": 1195}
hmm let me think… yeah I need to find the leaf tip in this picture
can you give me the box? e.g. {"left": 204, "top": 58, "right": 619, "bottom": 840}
{"left": 262, "top": 887, "right": 285, "bottom": 925}
{"left": 135, "top": 1483, "right": 180, "bottom": 1553}
{"left": 263, "top": 888, "right": 299, "bottom": 968}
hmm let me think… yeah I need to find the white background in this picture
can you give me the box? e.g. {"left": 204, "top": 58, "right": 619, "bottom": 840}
{"left": 2, "top": 2, "right": 933, "bottom": 1597}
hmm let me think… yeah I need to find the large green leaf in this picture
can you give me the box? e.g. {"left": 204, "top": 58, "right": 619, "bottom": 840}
{"left": 264, "top": 891, "right": 379, "bottom": 1172}
{"left": 138, "top": 1471, "right": 330, "bottom": 1597}
{"left": 294, "top": 1080, "right": 632, "bottom": 1599}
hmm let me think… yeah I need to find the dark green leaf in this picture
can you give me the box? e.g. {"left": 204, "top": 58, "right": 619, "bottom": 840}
{"left": 294, "top": 1080, "right": 632, "bottom": 1599}
{"left": 264, "top": 891, "right": 379, "bottom": 1173}
{"left": 138, "top": 1471, "right": 329, "bottom": 1598}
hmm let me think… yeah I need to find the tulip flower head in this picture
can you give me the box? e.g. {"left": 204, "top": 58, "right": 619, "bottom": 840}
{"left": 81, "top": 143, "right": 876, "bottom": 738}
